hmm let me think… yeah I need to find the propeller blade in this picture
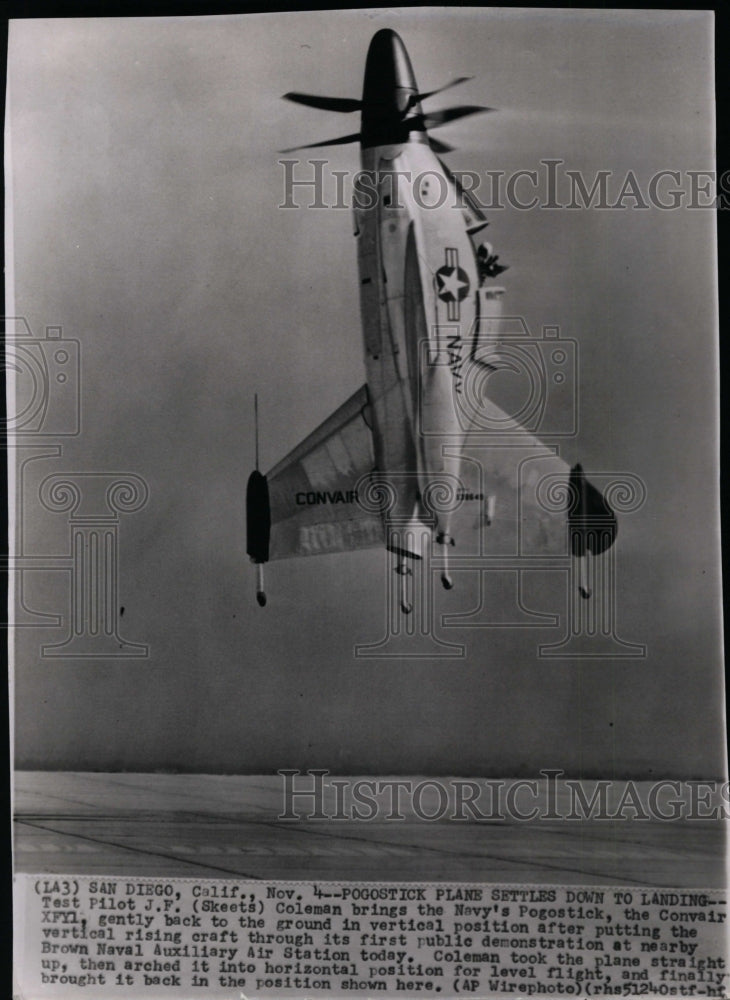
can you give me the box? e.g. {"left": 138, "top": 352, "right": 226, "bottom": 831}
{"left": 279, "top": 131, "right": 362, "bottom": 154}
{"left": 417, "top": 76, "right": 472, "bottom": 103}
{"left": 429, "top": 136, "right": 456, "bottom": 154}
{"left": 283, "top": 92, "right": 362, "bottom": 114}
{"left": 422, "top": 104, "right": 495, "bottom": 129}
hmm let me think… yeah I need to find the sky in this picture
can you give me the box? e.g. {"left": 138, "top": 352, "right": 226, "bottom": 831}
{"left": 7, "top": 8, "right": 724, "bottom": 778}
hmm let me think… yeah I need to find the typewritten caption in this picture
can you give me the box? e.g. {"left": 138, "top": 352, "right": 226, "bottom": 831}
{"left": 14, "top": 877, "right": 728, "bottom": 998}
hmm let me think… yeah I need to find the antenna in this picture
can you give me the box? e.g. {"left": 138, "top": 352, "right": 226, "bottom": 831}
{"left": 254, "top": 393, "right": 260, "bottom": 472}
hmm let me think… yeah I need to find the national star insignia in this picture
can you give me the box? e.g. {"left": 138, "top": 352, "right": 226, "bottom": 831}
{"left": 436, "top": 266, "right": 469, "bottom": 301}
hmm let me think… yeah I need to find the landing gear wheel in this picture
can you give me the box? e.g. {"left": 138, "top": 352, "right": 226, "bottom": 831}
{"left": 436, "top": 533, "right": 455, "bottom": 592}
{"left": 395, "top": 562, "right": 413, "bottom": 615}
{"left": 255, "top": 563, "right": 267, "bottom": 607}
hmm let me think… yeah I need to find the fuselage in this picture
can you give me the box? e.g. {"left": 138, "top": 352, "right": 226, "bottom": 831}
{"left": 353, "top": 29, "right": 482, "bottom": 557}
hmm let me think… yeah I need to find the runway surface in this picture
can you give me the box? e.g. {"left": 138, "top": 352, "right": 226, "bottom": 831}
{"left": 14, "top": 771, "right": 727, "bottom": 887}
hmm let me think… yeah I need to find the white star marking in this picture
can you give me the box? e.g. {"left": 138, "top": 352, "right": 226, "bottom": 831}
{"left": 437, "top": 267, "right": 468, "bottom": 300}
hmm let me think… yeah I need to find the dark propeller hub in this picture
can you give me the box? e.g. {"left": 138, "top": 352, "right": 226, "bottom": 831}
{"left": 361, "top": 29, "right": 426, "bottom": 148}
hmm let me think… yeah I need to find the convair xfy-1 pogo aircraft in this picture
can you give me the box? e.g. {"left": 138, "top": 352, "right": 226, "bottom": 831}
{"left": 247, "top": 29, "right": 616, "bottom": 614}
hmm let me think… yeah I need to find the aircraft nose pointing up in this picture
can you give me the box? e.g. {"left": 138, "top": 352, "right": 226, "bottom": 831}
{"left": 361, "top": 28, "right": 425, "bottom": 148}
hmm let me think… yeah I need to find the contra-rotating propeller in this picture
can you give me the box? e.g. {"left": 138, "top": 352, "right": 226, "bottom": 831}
{"left": 280, "top": 75, "right": 494, "bottom": 154}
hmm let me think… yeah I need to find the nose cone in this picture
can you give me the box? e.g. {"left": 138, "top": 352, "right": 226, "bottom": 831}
{"left": 361, "top": 29, "right": 425, "bottom": 148}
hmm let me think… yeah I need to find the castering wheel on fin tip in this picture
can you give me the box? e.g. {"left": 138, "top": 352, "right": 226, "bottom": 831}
{"left": 395, "top": 561, "right": 413, "bottom": 614}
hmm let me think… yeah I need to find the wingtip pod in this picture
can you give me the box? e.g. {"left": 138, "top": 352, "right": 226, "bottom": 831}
{"left": 246, "top": 470, "right": 271, "bottom": 562}
{"left": 247, "top": 470, "right": 271, "bottom": 607}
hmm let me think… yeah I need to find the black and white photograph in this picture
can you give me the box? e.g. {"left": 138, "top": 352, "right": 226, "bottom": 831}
{"left": 8, "top": 7, "right": 727, "bottom": 998}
